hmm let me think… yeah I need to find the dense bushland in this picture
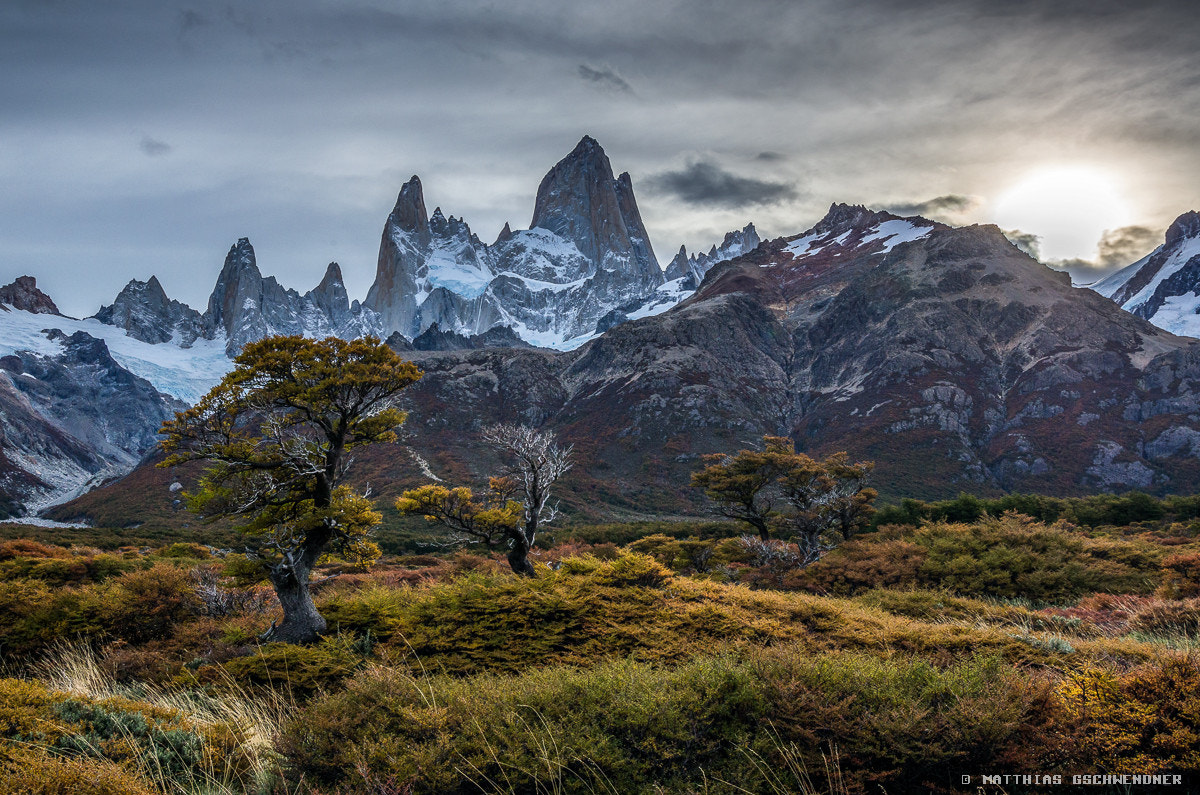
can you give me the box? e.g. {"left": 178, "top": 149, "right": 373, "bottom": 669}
{"left": 1, "top": 511, "right": 1199, "bottom": 793}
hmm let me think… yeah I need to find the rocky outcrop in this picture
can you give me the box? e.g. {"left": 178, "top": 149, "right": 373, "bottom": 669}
{"left": 408, "top": 322, "right": 534, "bottom": 352}
{"left": 0, "top": 276, "right": 61, "bottom": 315}
{"left": 202, "top": 238, "right": 382, "bottom": 355}
{"left": 664, "top": 223, "right": 761, "bottom": 288}
{"left": 93, "top": 276, "right": 205, "bottom": 345}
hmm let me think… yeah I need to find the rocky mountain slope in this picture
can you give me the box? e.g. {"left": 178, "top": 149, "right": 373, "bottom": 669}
{"left": 0, "top": 278, "right": 186, "bottom": 516}
{"left": 58, "top": 202, "right": 1200, "bottom": 526}
{"left": 1091, "top": 211, "right": 1200, "bottom": 337}
{"left": 366, "top": 203, "right": 1200, "bottom": 512}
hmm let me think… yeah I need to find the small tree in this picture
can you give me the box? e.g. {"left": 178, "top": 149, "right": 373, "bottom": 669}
{"left": 692, "top": 435, "right": 876, "bottom": 564}
{"left": 690, "top": 436, "right": 796, "bottom": 541}
{"left": 396, "top": 424, "right": 572, "bottom": 575}
{"left": 160, "top": 335, "right": 422, "bottom": 644}
{"left": 823, "top": 452, "right": 878, "bottom": 540}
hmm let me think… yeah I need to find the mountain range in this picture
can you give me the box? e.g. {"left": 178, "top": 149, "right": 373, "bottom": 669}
{"left": 4, "top": 137, "right": 1200, "bottom": 522}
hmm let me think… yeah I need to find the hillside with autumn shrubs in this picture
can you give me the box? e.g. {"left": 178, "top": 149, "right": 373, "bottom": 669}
{"left": 2, "top": 495, "right": 1200, "bottom": 793}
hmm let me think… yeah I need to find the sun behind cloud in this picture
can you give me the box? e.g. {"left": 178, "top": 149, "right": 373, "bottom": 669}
{"left": 993, "top": 166, "right": 1132, "bottom": 263}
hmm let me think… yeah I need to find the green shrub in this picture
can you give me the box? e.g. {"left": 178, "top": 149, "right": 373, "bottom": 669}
{"left": 803, "top": 515, "right": 1161, "bottom": 602}
{"left": 222, "top": 637, "right": 368, "bottom": 694}
{"left": 280, "top": 649, "right": 1060, "bottom": 794}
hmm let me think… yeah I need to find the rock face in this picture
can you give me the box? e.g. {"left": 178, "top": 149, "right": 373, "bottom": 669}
{"left": 202, "top": 239, "right": 382, "bottom": 355}
{"left": 665, "top": 223, "right": 761, "bottom": 289}
{"left": 94, "top": 276, "right": 205, "bottom": 345}
{"left": 364, "top": 136, "right": 667, "bottom": 346}
{"left": 1092, "top": 211, "right": 1200, "bottom": 337}
{"left": 0, "top": 328, "right": 184, "bottom": 515}
{"left": 0, "top": 276, "right": 61, "bottom": 315}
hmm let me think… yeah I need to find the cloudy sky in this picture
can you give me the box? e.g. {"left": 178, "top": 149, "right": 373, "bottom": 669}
{"left": 3, "top": 0, "right": 1198, "bottom": 317}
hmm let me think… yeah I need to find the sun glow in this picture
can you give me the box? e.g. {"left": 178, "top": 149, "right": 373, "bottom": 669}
{"left": 993, "top": 166, "right": 1131, "bottom": 262}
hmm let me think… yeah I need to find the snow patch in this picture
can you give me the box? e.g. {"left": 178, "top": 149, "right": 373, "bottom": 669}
{"left": 862, "top": 220, "right": 934, "bottom": 254}
{"left": 1121, "top": 236, "right": 1200, "bottom": 312}
{"left": 1143, "top": 292, "right": 1200, "bottom": 339}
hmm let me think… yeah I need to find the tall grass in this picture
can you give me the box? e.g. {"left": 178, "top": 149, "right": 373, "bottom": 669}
{"left": 28, "top": 641, "right": 290, "bottom": 794}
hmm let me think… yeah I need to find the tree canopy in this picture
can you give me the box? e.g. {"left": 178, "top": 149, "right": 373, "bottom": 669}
{"left": 692, "top": 435, "right": 876, "bottom": 563}
{"left": 160, "top": 335, "right": 422, "bottom": 643}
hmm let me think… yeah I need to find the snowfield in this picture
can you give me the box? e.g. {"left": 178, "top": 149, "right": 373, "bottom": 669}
{"left": 0, "top": 306, "right": 232, "bottom": 404}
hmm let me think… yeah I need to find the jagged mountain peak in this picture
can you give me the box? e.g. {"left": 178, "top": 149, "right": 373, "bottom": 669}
{"left": 316, "top": 262, "right": 344, "bottom": 289}
{"left": 366, "top": 136, "right": 665, "bottom": 346}
{"left": 664, "top": 223, "right": 762, "bottom": 289}
{"left": 1092, "top": 209, "right": 1200, "bottom": 336}
{"left": 529, "top": 136, "right": 621, "bottom": 253}
{"left": 93, "top": 275, "right": 205, "bottom": 346}
{"left": 390, "top": 176, "right": 431, "bottom": 246}
{"left": 1166, "top": 210, "right": 1200, "bottom": 246}
{"left": 0, "top": 276, "right": 61, "bottom": 315}
{"left": 813, "top": 203, "right": 903, "bottom": 236}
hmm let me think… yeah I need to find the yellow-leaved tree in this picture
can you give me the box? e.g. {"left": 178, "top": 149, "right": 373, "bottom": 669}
{"left": 159, "top": 335, "right": 422, "bottom": 644}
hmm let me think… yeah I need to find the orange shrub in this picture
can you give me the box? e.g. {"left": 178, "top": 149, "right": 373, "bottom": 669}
{"left": 797, "top": 538, "right": 926, "bottom": 595}
{"left": 0, "top": 539, "right": 70, "bottom": 560}
{"left": 1158, "top": 552, "right": 1200, "bottom": 599}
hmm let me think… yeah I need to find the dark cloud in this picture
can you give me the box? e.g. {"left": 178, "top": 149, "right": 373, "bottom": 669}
{"left": 138, "top": 135, "right": 171, "bottom": 156}
{"left": 1037, "top": 226, "right": 1161, "bottom": 278}
{"left": 2, "top": 0, "right": 1199, "bottom": 314}
{"left": 177, "top": 9, "right": 206, "bottom": 36}
{"left": 646, "top": 160, "right": 799, "bottom": 209}
{"left": 577, "top": 64, "right": 633, "bottom": 94}
{"left": 885, "top": 194, "right": 981, "bottom": 220}
{"left": 1097, "top": 225, "right": 1159, "bottom": 268}
{"left": 1003, "top": 229, "right": 1041, "bottom": 259}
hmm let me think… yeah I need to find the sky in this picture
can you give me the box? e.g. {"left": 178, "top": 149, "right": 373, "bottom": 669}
{"left": 3, "top": 0, "right": 1199, "bottom": 318}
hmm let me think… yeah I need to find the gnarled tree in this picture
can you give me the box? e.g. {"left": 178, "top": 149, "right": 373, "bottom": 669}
{"left": 160, "top": 335, "right": 422, "bottom": 644}
{"left": 396, "top": 424, "right": 572, "bottom": 575}
{"left": 692, "top": 435, "right": 876, "bottom": 564}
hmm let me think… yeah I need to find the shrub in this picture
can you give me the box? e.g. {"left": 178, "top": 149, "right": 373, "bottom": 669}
{"left": 1129, "top": 600, "right": 1200, "bottom": 641}
{"left": 1158, "top": 552, "right": 1200, "bottom": 599}
{"left": 1058, "top": 657, "right": 1200, "bottom": 773}
{"left": 0, "top": 750, "right": 156, "bottom": 795}
{"left": 102, "top": 564, "right": 202, "bottom": 644}
{"left": 798, "top": 538, "right": 927, "bottom": 595}
{"left": 280, "top": 650, "right": 1060, "bottom": 794}
{"left": 0, "top": 676, "right": 255, "bottom": 792}
{"left": 222, "top": 637, "right": 368, "bottom": 695}
{"left": 0, "top": 539, "right": 70, "bottom": 560}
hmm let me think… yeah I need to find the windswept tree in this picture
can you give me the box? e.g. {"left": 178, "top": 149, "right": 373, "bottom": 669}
{"left": 690, "top": 436, "right": 796, "bottom": 541}
{"left": 397, "top": 424, "right": 572, "bottom": 575}
{"left": 692, "top": 435, "right": 876, "bottom": 563}
{"left": 160, "top": 335, "right": 422, "bottom": 644}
